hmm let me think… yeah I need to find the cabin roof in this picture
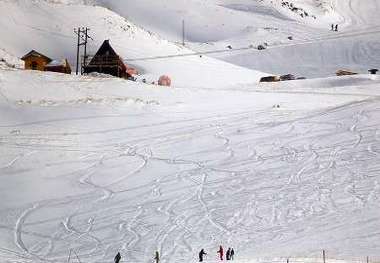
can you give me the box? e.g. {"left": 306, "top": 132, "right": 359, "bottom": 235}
{"left": 21, "top": 50, "right": 52, "bottom": 62}
{"left": 45, "top": 59, "right": 70, "bottom": 67}
{"left": 93, "top": 40, "right": 118, "bottom": 57}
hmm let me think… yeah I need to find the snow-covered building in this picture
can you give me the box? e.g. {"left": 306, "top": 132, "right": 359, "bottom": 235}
{"left": 21, "top": 50, "right": 71, "bottom": 74}
{"left": 21, "top": 50, "right": 52, "bottom": 71}
{"left": 45, "top": 59, "right": 72, "bottom": 74}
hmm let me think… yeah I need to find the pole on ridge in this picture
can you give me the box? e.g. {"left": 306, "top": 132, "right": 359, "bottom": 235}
{"left": 323, "top": 250, "right": 326, "bottom": 263}
{"left": 67, "top": 249, "right": 72, "bottom": 263}
{"left": 182, "top": 19, "right": 185, "bottom": 46}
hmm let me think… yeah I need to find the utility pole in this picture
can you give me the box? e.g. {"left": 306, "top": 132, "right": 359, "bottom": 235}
{"left": 74, "top": 27, "right": 93, "bottom": 75}
{"left": 322, "top": 250, "right": 326, "bottom": 263}
{"left": 75, "top": 27, "right": 81, "bottom": 75}
{"left": 182, "top": 19, "right": 185, "bottom": 46}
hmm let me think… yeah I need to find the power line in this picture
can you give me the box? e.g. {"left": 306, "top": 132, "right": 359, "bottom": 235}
{"left": 122, "top": 25, "right": 380, "bottom": 62}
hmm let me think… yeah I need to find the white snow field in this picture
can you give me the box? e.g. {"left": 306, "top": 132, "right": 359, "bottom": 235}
{"left": 1, "top": 0, "right": 380, "bottom": 263}
{"left": 0, "top": 69, "right": 380, "bottom": 263}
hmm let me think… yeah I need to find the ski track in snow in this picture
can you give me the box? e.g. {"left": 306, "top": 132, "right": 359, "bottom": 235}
{"left": 1, "top": 96, "right": 380, "bottom": 262}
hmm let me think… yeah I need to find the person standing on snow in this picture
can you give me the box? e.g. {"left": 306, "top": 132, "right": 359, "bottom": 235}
{"left": 199, "top": 249, "right": 207, "bottom": 262}
{"left": 230, "top": 248, "right": 235, "bottom": 260}
{"left": 335, "top": 24, "right": 338, "bottom": 31}
{"left": 154, "top": 251, "right": 160, "bottom": 263}
{"left": 218, "top": 246, "right": 224, "bottom": 260}
{"left": 114, "top": 252, "right": 121, "bottom": 263}
{"left": 226, "top": 248, "right": 231, "bottom": 260}
{"left": 331, "top": 24, "right": 334, "bottom": 31}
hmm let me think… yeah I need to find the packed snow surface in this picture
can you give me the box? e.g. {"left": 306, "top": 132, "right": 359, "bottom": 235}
{"left": 1, "top": 0, "right": 380, "bottom": 263}
{"left": 0, "top": 69, "right": 380, "bottom": 263}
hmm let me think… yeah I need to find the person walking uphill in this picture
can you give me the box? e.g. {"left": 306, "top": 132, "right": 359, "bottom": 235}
{"left": 114, "top": 252, "right": 121, "bottom": 263}
{"left": 226, "top": 248, "right": 231, "bottom": 260}
{"left": 218, "top": 246, "right": 224, "bottom": 260}
{"left": 154, "top": 251, "right": 160, "bottom": 263}
{"left": 230, "top": 248, "right": 235, "bottom": 260}
{"left": 199, "top": 249, "right": 207, "bottom": 262}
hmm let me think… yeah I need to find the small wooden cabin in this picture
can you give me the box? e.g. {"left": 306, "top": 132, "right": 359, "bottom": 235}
{"left": 21, "top": 50, "right": 52, "bottom": 71}
{"left": 260, "top": 76, "right": 281, "bottom": 82}
{"left": 84, "top": 40, "right": 129, "bottom": 78}
{"left": 336, "top": 70, "right": 358, "bottom": 76}
{"left": 45, "top": 59, "right": 72, "bottom": 74}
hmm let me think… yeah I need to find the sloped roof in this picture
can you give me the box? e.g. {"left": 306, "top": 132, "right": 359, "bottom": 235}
{"left": 87, "top": 40, "right": 126, "bottom": 70}
{"left": 21, "top": 50, "right": 52, "bottom": 62}
{"left": 93, "top": 40, "right": 118, "bottom": 57}
{"left": 45, "top": 59, "right": 70, "bottom": 67}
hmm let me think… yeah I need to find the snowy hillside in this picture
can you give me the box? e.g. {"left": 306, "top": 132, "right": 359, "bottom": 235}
{"left": 97, "top": 0, "right": 380, "bottom": 78}
{"left": 1, "top": 1, "right": 380, "bottom": 263}
{"left": 0, "top": 0, "right": 265, "bottom": 88}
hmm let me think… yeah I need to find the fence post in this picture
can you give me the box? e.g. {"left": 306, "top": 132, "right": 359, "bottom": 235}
{"left": 323, "top": 250, "right": 326, "bottom": 263}
{"left": 366, "top": 256, "right": 369, "bottom": 263}
{"left": 287, "top": 258, "right": 289, "bottom": 263}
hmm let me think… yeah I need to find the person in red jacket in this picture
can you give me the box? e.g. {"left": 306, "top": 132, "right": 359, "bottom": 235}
{"left": 217, "top": 246, "right": 224, "bottom": 260}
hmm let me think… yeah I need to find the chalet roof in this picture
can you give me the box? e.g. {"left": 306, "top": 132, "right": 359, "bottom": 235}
{"left": 93, "top": 40, "right": 119, "bottom": 57}
{"left": 21, "top": 50, "right": 52, "bottom": 62}
{"left": 87, "top": 40, "right": 126, "bottom": 71}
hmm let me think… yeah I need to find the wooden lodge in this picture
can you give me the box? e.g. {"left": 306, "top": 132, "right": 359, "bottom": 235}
{"left": 21, "top": 50, "right": 71, "bottom": 74}
{"left": 22, "top": 50, "right": 52, "bottom": 71}
{"left": 84, "top": 40, "right": 130, "bottom": 78}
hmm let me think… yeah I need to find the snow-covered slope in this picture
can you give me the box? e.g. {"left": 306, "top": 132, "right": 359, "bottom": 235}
{"left": 1, "top": 1, "right": 380, "bottom": 263}
{"left": 0, "top": 0, "right": 265, "bottom": 88}
{"left": 97, "top": 0, "right": 380, "bottom": 78}
{"left": 0, "top": 68, "right": 380, "bottom": 263}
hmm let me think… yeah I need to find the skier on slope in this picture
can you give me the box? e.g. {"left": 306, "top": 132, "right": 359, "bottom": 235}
{"left": 335, "top": 24, "right": 338, "bottom": 31}
{"left": 218, "top": 245, "right": 224, "bottom": 260}
{"left": 199, "top": 249, "right": 207, "bottom": 262}
{"left": 230, "top": 248, "right": 235, "bottom": 260}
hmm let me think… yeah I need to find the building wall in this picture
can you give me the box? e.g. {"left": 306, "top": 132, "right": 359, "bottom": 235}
{"left": 45, "top": 66, "right": 71, "bottom": 74}
{"left": 24, "top": 56, "right": 49, "bottom": 71}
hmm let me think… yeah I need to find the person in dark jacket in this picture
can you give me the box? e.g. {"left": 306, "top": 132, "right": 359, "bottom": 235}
{"left": 230, "top": 248, "right": 235, "bottom": 260}
{"left": 154, "top": 251, "right": 160, "bottom": 263}
{"left": 331, "top": 24, "right": 334, "bottom": 31}
{"left": 218, "top": 246, "right": 224, "bottom": 260}
{"left": 335, "top": 24, "right": 338, "bottom": 31}
{"left": 226, "top": 248, "right": 231, "bottom": 260}
{"left": 199, "top": 249, "right": 207, "bottom": 262}
{"left": 114, "top": 252, "right": 121, "bottom": 263}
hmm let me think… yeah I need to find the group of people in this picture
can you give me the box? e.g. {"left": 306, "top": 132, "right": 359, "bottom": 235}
{"left": 331, "top": 24, "right": 339, "bottom": 31}
{"left": 199, "top": 246, "right": 235, "bottom": 262}
{"left": 114, "top": 246, "right": 235, "bottom": 263}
